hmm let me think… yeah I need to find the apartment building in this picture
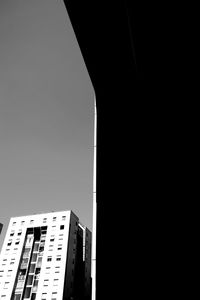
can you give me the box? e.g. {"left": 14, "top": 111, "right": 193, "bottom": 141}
{"left": 0, "top": 211, "right": 91, "bottom": 300}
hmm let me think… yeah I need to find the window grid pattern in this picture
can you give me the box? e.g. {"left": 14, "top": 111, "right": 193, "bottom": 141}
{"left": 0, "top": 212, "right": 91, "bottom": 300}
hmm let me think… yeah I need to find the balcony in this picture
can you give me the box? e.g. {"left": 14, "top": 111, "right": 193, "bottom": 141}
{"left": 20, "top": 263, "right": 28, "bottom": 269}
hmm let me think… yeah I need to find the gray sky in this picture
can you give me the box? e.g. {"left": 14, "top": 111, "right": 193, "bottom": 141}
{"left": 0, "top": 0, "right": 94, "bottom": 252}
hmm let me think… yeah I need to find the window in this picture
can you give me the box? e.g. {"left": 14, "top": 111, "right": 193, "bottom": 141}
{"left": 47, "top": 257, "right": 52, "bottom": 262}
{"left": 12, "top": 222, "right": 16, "bottom": 226}
{"left": 15, "top": 241, "right": 20, "bottom": 245}
{"left": 56, "top": 256, "right": 61, "bottom": 261}
{"left": 23, "top": 258, "right": 29, "bottom": 264}
{"left": 30, "top": 220, "right": 34, "bottom": 224}
{"left": 37, "top": 257, "right": 42, "bottom": 266}
{"left": 4, "top": 282, "right": 9, "bottom": 289}
{"left": 31, "top": 253, "right": 37, "bottom": 262}
{"left": 29, "top": 264, "right": 36, "bottom": 273}
{"left": 49, "top": 244, "right": 53, "bottom": 251}
{"left": 41, "top": 293, "right": 47, "bottom": 300}
{"left": 43, "top": 218, "right": 47, "bottom": 223}
{"left": 53, "top": 279, "right": 58, "bottom": 286}
{"left": 7, "top": 242, "right": 12, "bottom": 246}
{"left": 18, "top": 232, "right": 22, "bottom": 236}
{"left": 43, "top": 279, "right": 49, "bottom": 286}
{"left": 24, "top": 287, "right": 31, "bottom": 298}
{"left": 13, "top": 280, "right": 23, "bottom": 288}
{"left": 39, "top": 246, "right": 44, "bottom": 252}
{"left": 62, "top": 216, "right": 66, "bottom": 220}
{"left": 23, "top": 248, "right": 31, "bottom": 257}
{"left": 53, "top": 217, "right": 57, "bottom": 221}
{"left": 33, "top": 243, "right": 39, "bottom": 252}
{"left": 31, "top": 294, "right": 36, "bottom": 300}
{"left": 21, "top": 221, "right": 25, "bottom": 225}
{"left": 35, "top": 268, "right": 41, "bottom": 275}
{"left": 10, "top": 232, "right": 14, "bottom": 236}
{"left": 60, "top": 225, "right": 64, "bottom": 230}
{"left": 50, "top": 238, "right": 54, "bottom": 242}
{"left": 33, "top": 280, "right": 38, "bottom": 288}
{"left": 41, "top": 225, "right": 47, "bottom": 230}
{"left": 27, "top": 275, "right": 34, "bottom": 285}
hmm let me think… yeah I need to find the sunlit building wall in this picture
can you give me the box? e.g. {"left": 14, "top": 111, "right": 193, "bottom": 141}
{"left": 0, "top": 211, "right": 91, "bottom": 300}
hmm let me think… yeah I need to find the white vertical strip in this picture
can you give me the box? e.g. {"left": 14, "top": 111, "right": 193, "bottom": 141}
{"left": 92, "top": 95, "right": 97, "bottom": 300}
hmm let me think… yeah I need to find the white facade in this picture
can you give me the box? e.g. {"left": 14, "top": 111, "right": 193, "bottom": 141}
{"left": 0, "top": 211, "right": 91, "bottom": 300}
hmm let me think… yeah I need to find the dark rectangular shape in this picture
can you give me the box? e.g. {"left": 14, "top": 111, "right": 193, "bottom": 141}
{"left": 31, "top": 253, "right": 37, "bottom": 263}
{"left": 31, "top": 294, "right": 36, "bottom": 300}
{"left": 33, "top": 243, "right": 39, "bottom": 252}
{"left": 0, "top": 223, "right": 3, "bottom": 234}
{"left": 24, "top": 287, "right": 31, "bottom": 298}
{"left": 27, "top": 275, "right": 34, "bottom": 285}
{"left": 29, "top": 264, "right": 36, "bottom": 274}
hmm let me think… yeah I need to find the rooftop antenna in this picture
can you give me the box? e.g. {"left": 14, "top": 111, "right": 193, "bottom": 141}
{"left": 92, "top": 95, "right": 97, "bottom": 300}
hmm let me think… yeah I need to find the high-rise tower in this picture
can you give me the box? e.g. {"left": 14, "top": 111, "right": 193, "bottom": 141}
{"left": 0, "top": 211, "right": 91, "bottom": 300}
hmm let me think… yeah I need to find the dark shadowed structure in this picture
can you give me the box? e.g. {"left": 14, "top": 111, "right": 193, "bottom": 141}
{"left": 62, "top": 1, "right": 140, "bottom": 300}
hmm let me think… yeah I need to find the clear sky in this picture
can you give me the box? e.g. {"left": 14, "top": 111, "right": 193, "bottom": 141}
{"left": 0, "top": 0, "right": 94, "bottom": 252}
